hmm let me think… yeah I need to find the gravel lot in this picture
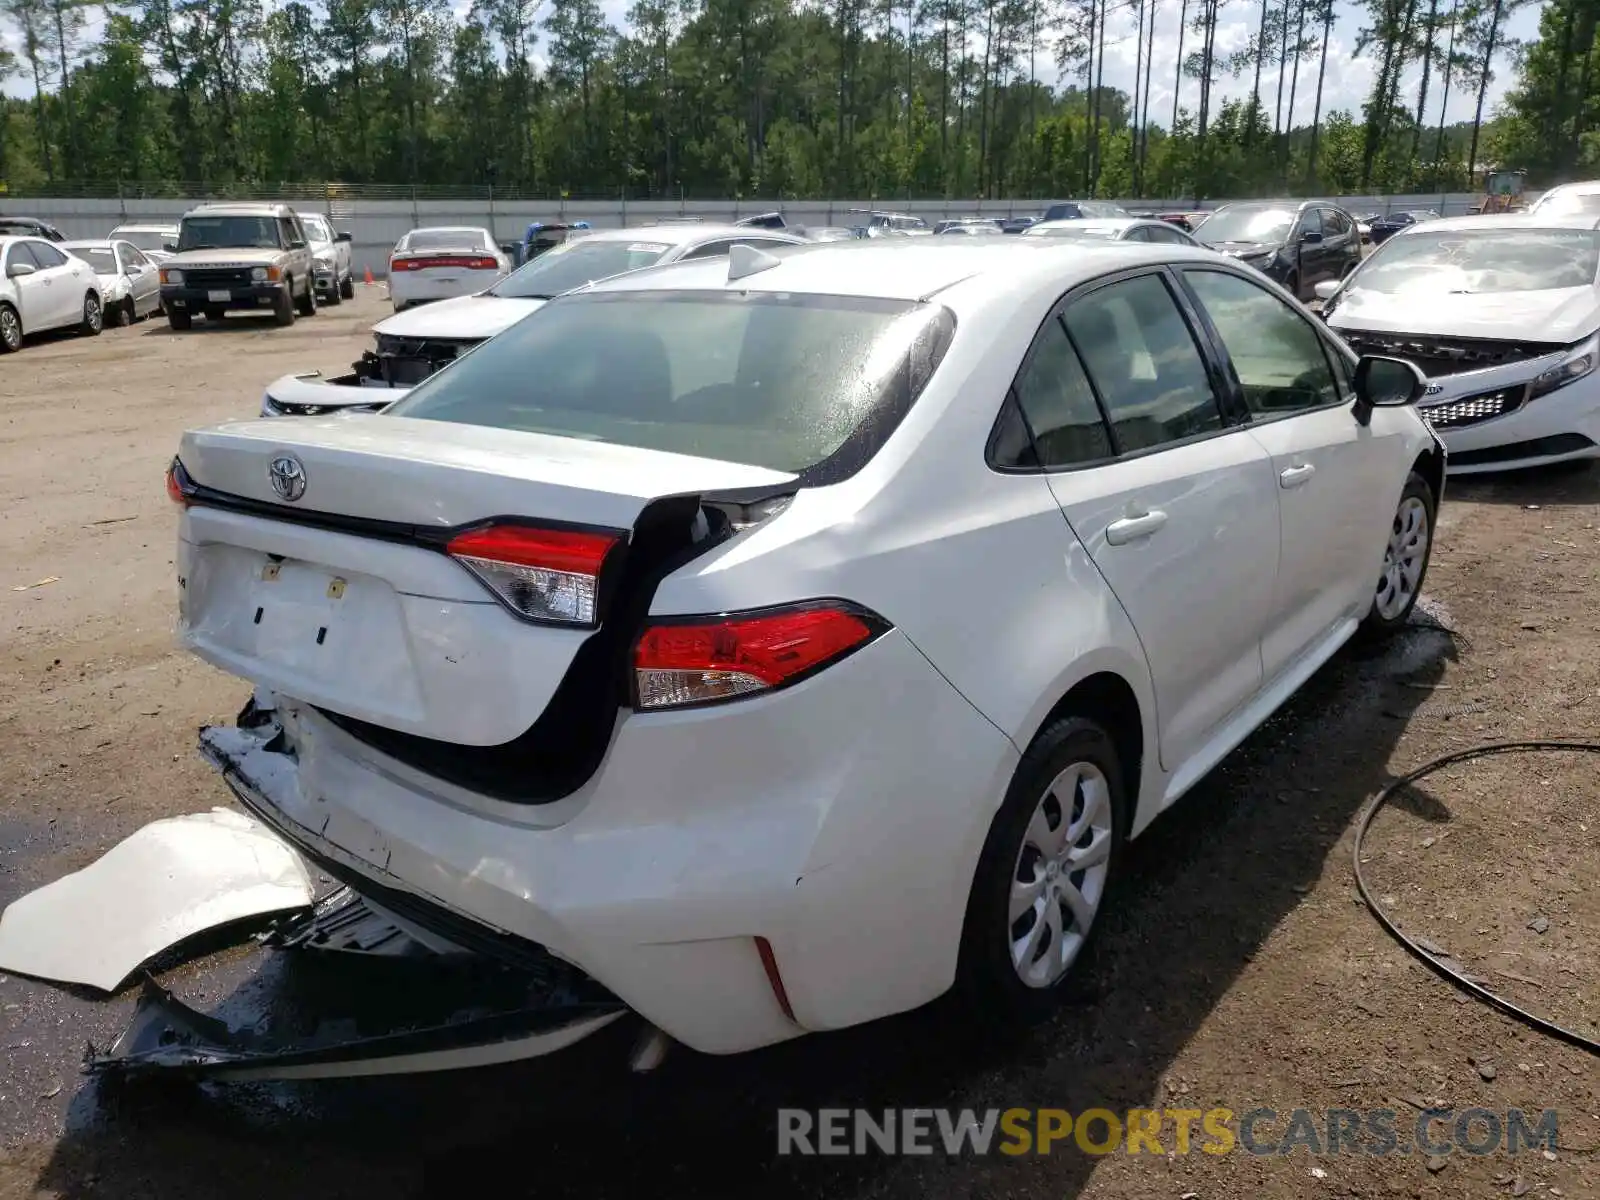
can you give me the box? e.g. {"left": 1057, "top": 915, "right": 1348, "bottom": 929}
{"left": 0, "top": 289, "right": 1596, "bottom": 1199}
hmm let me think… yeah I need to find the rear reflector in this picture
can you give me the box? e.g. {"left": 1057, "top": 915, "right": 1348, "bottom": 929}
{"left": 632, "top": 601, "right": 888, "bottom": 711}
{"left": 446, "top": 524, "right": 622, "bottom": 627}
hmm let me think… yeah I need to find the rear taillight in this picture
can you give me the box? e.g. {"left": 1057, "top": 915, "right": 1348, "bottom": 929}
{"left": 632, "top": 601, "right": 889, "bottom": 711}
{"left": 445, "top": 524, "right": 623, "bottom": 627}
{"left": 165, "top": 458, "right": 194, "bottom": 506}
{"left": 391, "top": 256, "right": 498, "bottom": 271}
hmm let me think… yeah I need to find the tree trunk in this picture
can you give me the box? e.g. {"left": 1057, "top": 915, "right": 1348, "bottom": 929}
{"left": 1139, "top": 0, "right": 1157, "bottom": 185}
{"left": 1306, "top": 0, "right": 1332, "bottom": 189}
{"left": 1432, "top": 1, "right": 1457, "bottom": 169}
{"left": 1170, "top": 0, "right": 1187, "bottom": 134}
{"left": 1466, "top": 0, "right": 1504, "bottom": 186}
{"left": 1282, "top": 0, "right": 1305, "bottom": 185}
{"left": 1410, "top": 0, "right": 1440, "bottom": 162}
{"left": 1131, "top": 0, "right": 1144, "bottom": 181}
{"left": 1250, "top": 0, "right": 1270, "bottom": 141}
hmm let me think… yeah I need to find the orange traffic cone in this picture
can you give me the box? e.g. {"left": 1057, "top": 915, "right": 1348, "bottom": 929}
{"left": 363, "top": 266, "right": 375, "bottom": 286}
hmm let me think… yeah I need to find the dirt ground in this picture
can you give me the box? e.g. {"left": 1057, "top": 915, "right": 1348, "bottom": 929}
{"left": 0, "top": 289, "right": 1595, "bottom": 1200}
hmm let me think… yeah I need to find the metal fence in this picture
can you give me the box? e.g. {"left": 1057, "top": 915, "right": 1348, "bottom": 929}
{"left": 9, "top": 189, "right": 1492, "bottom": 279}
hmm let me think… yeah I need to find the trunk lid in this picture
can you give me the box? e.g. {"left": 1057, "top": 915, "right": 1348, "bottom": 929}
{"left": 177, "top": 417, "right": 796, "bottom": 749}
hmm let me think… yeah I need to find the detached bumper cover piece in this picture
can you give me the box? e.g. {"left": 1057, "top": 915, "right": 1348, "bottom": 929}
{"left": 87, "top": 978, "right": 625, "bottom": 1080}
{"left": 0, "top": 808, "right": 313, "bottom": 992}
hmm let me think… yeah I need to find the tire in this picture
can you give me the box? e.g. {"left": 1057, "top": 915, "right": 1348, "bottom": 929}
{"left": 79, "top": 292, "right": 103, "bottom": 337}
{"left": 956, "top": 715, "right": 1128, "bottom": 1029}
{"left": 339, "top": 273, "right": 355, "bottom": 300}
{"left": 322, "top": 279, "right": 342, "bottom": 306}
{"left": 296, "top": 276, "right": 317, "bottom": 317}
{"left": 167, "top": 308, "right": 192, "bottom": 331}
{"left": 274, "top": 285, "right": 296, "bottom": 327}
{"left": 0, "top": 303, "right": 21, "bottom": 352}
{"left": 115, "top": 297, "right": 135, "bottom": 327}
{"left": 1360, "top": 470, "right": 1436, "bottom": 638}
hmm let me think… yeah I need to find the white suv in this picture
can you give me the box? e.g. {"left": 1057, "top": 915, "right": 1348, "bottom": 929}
{"left": 170, "top": 238, "right": 1443, "bottom": 1067}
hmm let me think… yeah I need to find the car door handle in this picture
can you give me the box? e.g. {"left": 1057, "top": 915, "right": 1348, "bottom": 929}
{"left": 1279, "top": 463, "right": 1316, "bottom": 488}
{"left": 1106, "top": 510, "right": 1168, "bottom": 545}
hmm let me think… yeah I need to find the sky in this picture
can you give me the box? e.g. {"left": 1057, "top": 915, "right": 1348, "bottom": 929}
{"left": 2, "top": 0, "right": 1546, "bottom": 132}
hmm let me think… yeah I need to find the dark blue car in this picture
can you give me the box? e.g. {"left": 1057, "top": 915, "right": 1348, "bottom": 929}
{"left": 1368, "top": 210, "right": 1440, "bottom": 245}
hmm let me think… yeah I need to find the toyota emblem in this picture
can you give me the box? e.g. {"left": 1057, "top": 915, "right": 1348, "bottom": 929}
{"left": 268, "top": 454, "right": 307, "bottom": 502}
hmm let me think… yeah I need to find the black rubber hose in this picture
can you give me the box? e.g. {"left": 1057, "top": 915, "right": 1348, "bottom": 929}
{"left": 1352, "top": 740, "right": 1600, "bottom": 1057}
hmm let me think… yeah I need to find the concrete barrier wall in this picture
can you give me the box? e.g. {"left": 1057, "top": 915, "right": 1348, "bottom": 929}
{"left": 18, "top": 193, "right": 1488, "bottom": 279}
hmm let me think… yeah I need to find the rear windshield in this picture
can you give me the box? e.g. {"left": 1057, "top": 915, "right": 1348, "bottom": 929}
{"left": 383, "top": 291, "right": 956, "bottom": 479}
{"left": 70, "top": 247, "right": 117, "bottom": 270}
{"left": 1028, "top": 223, "right": 1120, "bottom": 239}
{"left": 488, "top": 239, "right": 672, "bottom": 300}
{"left": 179, "top": 215, "right": 281, "bottom": 251}
{"left": 404, "top": 229, "right": 488, "bottom": 252}
{"left": 1350, "top": 228, "right": 1600, "bottom": 295}
{"left": 113, "top": 229, "right": 172, "bottom": 252}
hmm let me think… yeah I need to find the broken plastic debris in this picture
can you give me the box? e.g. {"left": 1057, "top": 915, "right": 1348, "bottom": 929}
{"left": 10, "top": 576, "right": 59, "bottom": 591}
{"left": 87, "top": 974, "right": 625, "bottom": 1080}
{"left": 0, "top": 808, "right": 313, "bottom": 992}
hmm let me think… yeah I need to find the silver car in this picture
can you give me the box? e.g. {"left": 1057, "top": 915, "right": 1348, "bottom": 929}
{"left": 62, "top": 239, "right": 162, "bottom": 325}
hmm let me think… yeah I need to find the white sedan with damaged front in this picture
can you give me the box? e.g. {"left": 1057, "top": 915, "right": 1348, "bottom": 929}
{"left": 168, "top": 238, "right": 1444, "bottom": 1068}
{"left": 1319, "top": 214, "right": 1600, "bottom": 472}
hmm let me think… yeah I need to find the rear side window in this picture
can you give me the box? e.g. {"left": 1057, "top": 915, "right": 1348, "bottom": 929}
{"left": 1009, "top": 319, "right": 1113, "bottom": 468}
{"left": 385, "top": 291, "right": 956, "bottom": 481}
{"left": 1062, "top": 274, "right": 1223, "bottom": 453}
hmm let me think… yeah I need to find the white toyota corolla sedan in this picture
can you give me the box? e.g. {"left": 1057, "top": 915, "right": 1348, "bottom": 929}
{"left": 169, "top": 238, "right": 1443, "bottom": 1062}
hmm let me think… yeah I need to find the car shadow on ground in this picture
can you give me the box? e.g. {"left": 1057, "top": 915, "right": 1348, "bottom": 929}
{"left": 33, "top": 617, "right": 1458, "bottom": 1200}
{"left": 1442, "top": 460, "right": 1598, "bottom": 507}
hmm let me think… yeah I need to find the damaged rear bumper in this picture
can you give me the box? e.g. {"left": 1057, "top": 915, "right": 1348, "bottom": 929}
{"left": 86, "top": 887, "right": 627, "bottom": 1080}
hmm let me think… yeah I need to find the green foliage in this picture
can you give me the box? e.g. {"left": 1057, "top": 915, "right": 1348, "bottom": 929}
{"left": 0, "top": 0, "right": 1516, "bottom": 197}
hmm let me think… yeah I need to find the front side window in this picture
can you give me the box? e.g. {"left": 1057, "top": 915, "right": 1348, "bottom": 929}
{"left": 488, "top": 239, "right": 673, "bottom": 300}
{"left": 1009, "top": 318, "right": 1113, "bottom": 468}
{"left": 1062, "top": 274, "right": 1223, "bottom": 453}
{"left": 1299, "top": 208, "right": 1323, "bottom": 238}
{"left": 384, "top": 291, "right": 955, "bottom": 479}
{"left": 302, "top": 215, "right": 333, "bottom": 244}
{"left": 1185, "top": 269, "right": 1340, "bottom": 416}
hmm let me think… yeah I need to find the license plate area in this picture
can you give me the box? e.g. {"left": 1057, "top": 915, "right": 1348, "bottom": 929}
{"left": 208, "top": 289, "right": 232, "bottom": 302}
{"left": 253, "top": 560, "right": 347, "bottom": 659}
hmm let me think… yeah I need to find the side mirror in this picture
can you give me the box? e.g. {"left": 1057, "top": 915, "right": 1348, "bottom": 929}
{"left": 335, "top": 231, "right": 353, "bottom": 243}
{"left": 6, "top": 262, "right": 36, "bottom": 278}
{"left": 162, "top": 242, "right": 177, "bottom": 253}
{"left": 1313, "top": 280, "right": 1340, "bottom": 301}
{"left": 1352, "top": 354, "right": 1426, "bottom": 425}
{"left": 1300, "top": 230, "right": 1324, "bottom": 244}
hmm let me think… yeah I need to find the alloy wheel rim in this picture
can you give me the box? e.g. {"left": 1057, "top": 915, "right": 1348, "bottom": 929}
{"left": 1375, "top": 495, "right": 1429, "bottom": 620}
{"left": 1009, "top": 761, "right": 1113, "bottom": 989}
{"left": 0, "top": 309, "right": 18, "bottom": 348}
{"left": 85, "top": 297, "right": 101, "bottom": 331}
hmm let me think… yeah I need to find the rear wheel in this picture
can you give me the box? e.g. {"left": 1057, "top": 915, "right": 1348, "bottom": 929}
{"left": 167, "top": 308, "right": 192, "bottom": 331}
{"left": 79, "top": 292, "right": 103, "bottom": 336}
{"left": 956, "top": 716, "right": 1127, "bottom": 1028}
{"left": 1361, "top": 470, "right": 1436, "bottom": 638}
{"left": 0, "top": 303, "right": 21, "bottom": 352}
{"left": 274, "top": 286, "right": 296, "bottom": 326}
{"left": 296, "top": 277, "right": 317, "bottom": 317}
